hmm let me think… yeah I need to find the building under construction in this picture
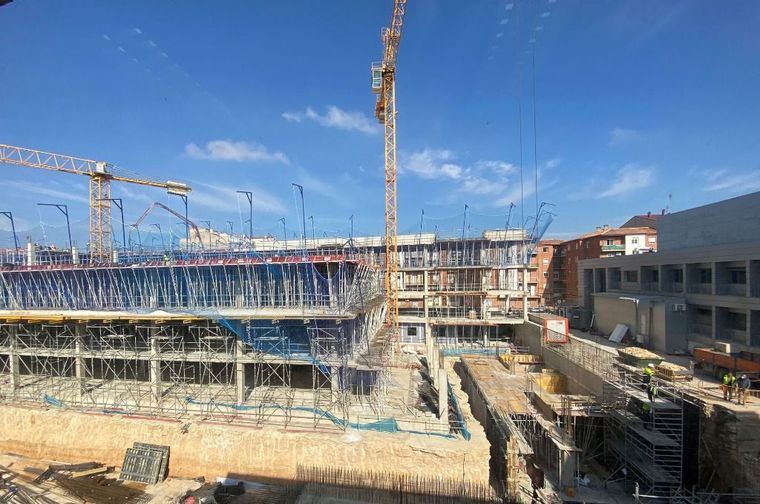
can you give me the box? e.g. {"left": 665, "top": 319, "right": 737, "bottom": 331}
{"left": 0, "top": 223, "right": 547, "bottom": 433}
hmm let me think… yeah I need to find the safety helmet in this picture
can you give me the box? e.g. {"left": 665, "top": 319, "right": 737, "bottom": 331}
{"left": 648, "top": 363, "right": 655, "bottom": 368}
{"left": 742, "top": 375, "right": 747, "bottom": 379}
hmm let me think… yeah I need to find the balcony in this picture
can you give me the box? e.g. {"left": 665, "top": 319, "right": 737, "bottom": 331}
{"left": 601, "top": 244, "right": 625, "bottom": 253}
{"left": 716, "top": 284, "right": 747, "bottom": 297}
{"left": 400, "top": 284, "right": 425, "bottom": 292}
{"left": 690, "top": 323, "right": 712, "bottom": 337}
{"left": 662, "top": 282, "right": 684, "bottom": 294}
{"left": 641, "top": 281, "right": 659, "bottom": 292}
{"left": 688, "top": 283, "right": 713, "bottom": 295}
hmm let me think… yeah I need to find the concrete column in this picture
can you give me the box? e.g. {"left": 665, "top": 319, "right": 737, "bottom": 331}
{"left": 149, "top": 329, "right": 162, "bottom": 406}
{"left": 747, "top": 260, "right": 752, "bottom": 298}
{"left": 522, "top": 268, "right": 529, "bottom": 321}
{"left": 437, "top": 367, "right": 448, "bottom": 423}
{"left": 236, "top": 339, "right": 246, "bottom": 403}
{"left": 657, "top": 265, "right": 664, "bottom": 292}
{"left": 8, "top": 325, "right": 19, "bottom": 392}
{"left": 712, "top": 261, "right": 718, "bottom": 296}
{"left": 559, "top": 450, "right": 578, "bottom": 489}
{"left": 711, "top": 308, "right": 718, "bottom": 340}
{"left": 74, "top": 324, "right": 87, "bottom": 401}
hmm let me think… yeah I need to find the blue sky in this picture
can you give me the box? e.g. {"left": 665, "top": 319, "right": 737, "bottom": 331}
{"left": 1, "top": 0, "right": 759, "bottom": 248}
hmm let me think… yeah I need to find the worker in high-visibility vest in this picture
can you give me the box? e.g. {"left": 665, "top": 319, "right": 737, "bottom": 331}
{"left": 737, "top": 374, "right": 751, "bottom": 405}
{"left": 642, "top": 402, "right": 653, "bottom": 430}
{"left": 643, "top": 363, "right": 655, "bottom": 384}
{"left": 722, "top": 371, "right": 737, "bottom": 401}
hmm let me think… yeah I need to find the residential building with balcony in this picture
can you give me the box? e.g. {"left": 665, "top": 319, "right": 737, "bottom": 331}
{"left": 578, "top": 191, "right": 760, "bottom": 354}
{"left": 337, "top": 230, "right": 536, "bottom": 348}
{"left": 546, "top": 226, "right": 658, "bottom": 304}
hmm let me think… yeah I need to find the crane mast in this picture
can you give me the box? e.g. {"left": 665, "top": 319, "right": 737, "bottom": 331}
{"left": 372, "top": 0, "right": 407, "bottom": 345}
{"left": 0, "top": 143, "right": 190, "bottom": 262}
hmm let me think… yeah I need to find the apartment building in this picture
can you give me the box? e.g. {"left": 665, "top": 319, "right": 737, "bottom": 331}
{"left": 324, "top": 231, "right": 537, "bottom": 347}
{"left": 534, "top": 239, "right": 562, "bottom": 305}
{"left": 578, "top": 192, "right": 760, "bottom": 353}
{"left": 543, "top": 226, "right": 658, "bottom": 304}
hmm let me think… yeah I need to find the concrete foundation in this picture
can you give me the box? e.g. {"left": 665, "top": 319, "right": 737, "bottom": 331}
{"left": 0, "top": 404, "right": 490, "bottom": 484}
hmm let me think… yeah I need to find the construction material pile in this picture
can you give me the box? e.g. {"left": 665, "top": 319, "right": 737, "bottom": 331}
{"left": 617, "top": 346, "right": 663, "bottom": 367}
{"left": 120, "top": 442, "right": 170, "bottom": 485}
{"left": 656, "top": 361, "right": 693, "bottom": 382}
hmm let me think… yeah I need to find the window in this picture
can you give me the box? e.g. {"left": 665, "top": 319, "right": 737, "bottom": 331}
{"left": 542, "top": 247, "right": 548, "bottom": 252}
{"left": 631, "top": 237, "right": 639, "bottom": 245}
{"left": 542, "top": 259, "right": 549, "bottom": 265}
{"left": 730, "top": 269, "right": 746, "bottom": 284}
{"left": 698, "top": 268, "right": 712, "bottom": 283}
{"left": 649, "top": 236, "right": 656, "bottom": 243}
{"left": 553, "top": 272, "right": 560, "bottom": 280}
{"left": 407, "top": 327, "right": 417, "bottom": 337}
{"left": 624, "top": 270, "right": 638, "bottom": 283}
{"left": 606, "top": 239, "right": 614, "bottom": 246}
{"left": 543, "top": 271, "right": 548, "bottom": 277}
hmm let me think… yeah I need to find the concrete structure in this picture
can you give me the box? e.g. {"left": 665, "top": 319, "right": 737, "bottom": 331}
{"left": 579, "top": 192, "right": 760, "bottom": 353}
{"left": 342, "top": 230, "right": 538, "bottom": 347}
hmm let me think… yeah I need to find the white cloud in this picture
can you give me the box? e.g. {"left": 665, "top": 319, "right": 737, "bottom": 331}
{"left": 5, "top": 180, "right": 88, "bottom": 204}
{"left": 597, "top": 164, "right": 654, "bottom": 198}
{"left": 282, "top": 106, "right": 380, "bottom": 135}
{"left": 609, "top": 127, "right": 640, "bottom": 146}
{"left": 185, "top": 140, "right": 289, "bottom": 164}
{"left": 500, "top": 18, "right": 509, "bottom": 25}
{"left": 190, "top": 180, "right": 287, "bottom": 215}
{"left": 281, "top": 111, "right": 303, "bottom": 123}
{"left": 475, "top": 160, "right": 517, "bottom": 175}
{"left": 703, "top": 169, "right": 760, "bottom": 193}
{"left": 402, "top": 149, "right": 463, "bottom": 180}
{"left": 505, "top": 3, "right": 514, "bottom": 10}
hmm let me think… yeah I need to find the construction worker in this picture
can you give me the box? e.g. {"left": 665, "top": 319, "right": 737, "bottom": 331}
{"left": 643, "top": 363, "right": 655, "bottom": 385}
{"left": 647, "top": 382, "right": 658, "bottom": 403}
{"left": 641, "top": 402, "right": 653, "bottom": 430}
{"left": 722, "top": 371, "right": 737, "bottom": 401}
{"left": 737, "top": 374, "right": 751, "bottom": 405}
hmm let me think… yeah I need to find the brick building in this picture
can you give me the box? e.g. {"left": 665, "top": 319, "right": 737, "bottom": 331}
{"left": 539, "top": 224, "right": 658, "bottom": 305}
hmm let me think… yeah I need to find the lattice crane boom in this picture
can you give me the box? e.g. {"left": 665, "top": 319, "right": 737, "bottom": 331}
{"left": 371, "top": 0, "right": 407, "bottom": 342}
{"left": 0, "top": 143, "right": 191, "bottom": 262}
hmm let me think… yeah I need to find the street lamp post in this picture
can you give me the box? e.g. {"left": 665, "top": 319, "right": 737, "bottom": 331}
{"left": 37, "top": 203, "right": 72, "bottom": 252}
{"left": 97, "top": 197, "right": 126, "bottom": 257}
{"left": 308, "top": 215, "right": 315, "bottom": 249}
{"left": 291, "top": 183, "right": 306, "bottom": 253}
{"left": 168, "top": 192, "right": 188, "bottom": 252}
{"left": 236, "top": 190, "right": 253, "bottom": 248}
{"left": 0, "top": 211, "right": 19, "bottom": 253}
{"left": 279, "top": 217, "right": 286, "bottom": 251}
{"left": 150, "top": 223, "right": 165, "bottom": 250}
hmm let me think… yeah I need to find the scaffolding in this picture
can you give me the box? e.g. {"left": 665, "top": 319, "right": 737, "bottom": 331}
{"left": 0, "top": 257, "right": 390, "bottom": 431}
{"left": 602, "top": 365, "right": 685, "bottom": 498}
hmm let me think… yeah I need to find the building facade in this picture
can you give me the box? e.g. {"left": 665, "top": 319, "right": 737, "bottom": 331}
{"left": 541, "top": 226, "right": 657, "bottom": 305}
{"left": 578, "top": 192, "right": 760, "bottom": 354}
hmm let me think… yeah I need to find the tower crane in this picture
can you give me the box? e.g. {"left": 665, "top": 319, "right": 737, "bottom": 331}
{"left": 0, "top": 143, "right": 191, "bottom": 262}
{"left": 372, "top": 0, "right": 407, "bottom": 346}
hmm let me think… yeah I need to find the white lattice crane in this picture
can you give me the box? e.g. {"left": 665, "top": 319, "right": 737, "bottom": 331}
{"left": 0, "top": 143, "right": 190, "bottom": 261}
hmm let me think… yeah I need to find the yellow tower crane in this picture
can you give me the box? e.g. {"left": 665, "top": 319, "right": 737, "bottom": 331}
{"left": 372, "top": 0, "right": 407, "bottom": 345}
{"left": 0, "top": 143, "right": 191, "bottom": 262}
